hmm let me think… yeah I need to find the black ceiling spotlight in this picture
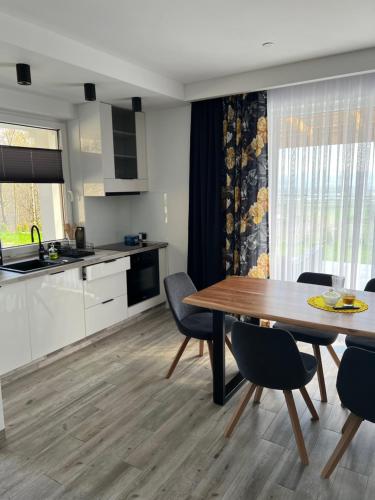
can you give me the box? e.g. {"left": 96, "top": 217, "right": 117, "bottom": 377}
{"left": 84, "top": 83, "right": 96, "bottom": 101}
{"left": 132, "top": 97, "right": 142, "bottom": 112}
{"left": 16, "top": 63, "right": 31, "bottom": 85}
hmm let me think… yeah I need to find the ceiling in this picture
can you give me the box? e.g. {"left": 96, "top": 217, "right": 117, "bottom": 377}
{"left": 0, "top": 0, "right": 374, "bottom": 107}
{"left": 0, "top": 42, "right": 178, "bottom": 108}
{"left": 1, "top": 0, "right": 375, "bottom": 82}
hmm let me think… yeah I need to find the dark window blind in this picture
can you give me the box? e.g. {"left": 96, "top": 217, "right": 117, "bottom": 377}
{"left": 0, "top": 145, "right": 64, "bottom": 183}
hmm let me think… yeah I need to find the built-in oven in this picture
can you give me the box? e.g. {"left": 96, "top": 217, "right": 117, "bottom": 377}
{"left": 127, "top": 249, "right": 160, "bottom": 306}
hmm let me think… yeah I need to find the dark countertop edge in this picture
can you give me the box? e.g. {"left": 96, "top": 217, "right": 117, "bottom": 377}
{"left": 0, "top": 241, "right": 168, "bottom": 287}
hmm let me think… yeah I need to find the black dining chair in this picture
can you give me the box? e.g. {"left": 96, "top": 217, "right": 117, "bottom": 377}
{"left": 322, "top": 347, "right": 375, "bottom": 478}
{"left": 164, "top": 272, "right": 235, "bottom": 379}
{"left": 273, "top": 272, "right": 340, "bottom": 402}
{"left": 345, "top": 278, "right": 375, "bottom": 352}
{"left": 225, "top": 321, "right": 318, "bottom": 465}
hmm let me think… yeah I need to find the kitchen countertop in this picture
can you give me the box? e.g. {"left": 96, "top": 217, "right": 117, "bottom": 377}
{"left": 0, "top": 241, "right": 168, "bottom": 287}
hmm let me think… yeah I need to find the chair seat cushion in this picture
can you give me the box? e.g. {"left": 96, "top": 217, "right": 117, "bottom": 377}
{"left": 274, "top": 322, "right": 338, "bottom": 346}
{"left": 180, "top": 312, "right": 235, "bottom": 340}
{"left": 345, "top": 335, "right": 375, "bottom": 352}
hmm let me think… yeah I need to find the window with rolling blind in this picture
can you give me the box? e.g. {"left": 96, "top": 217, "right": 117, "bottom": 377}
{"left": 0, "top": 122, "right": 66, "bottom": 247}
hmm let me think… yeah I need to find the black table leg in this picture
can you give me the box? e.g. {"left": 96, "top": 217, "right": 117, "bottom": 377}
{"left": 212, "top": 310, "right": 245, "bottom": 405}
{"left": 212, "top": 310, "right": 225, "bottom": 404}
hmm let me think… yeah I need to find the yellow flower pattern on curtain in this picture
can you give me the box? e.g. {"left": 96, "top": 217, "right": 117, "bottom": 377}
{"left": 223, "top": 92, "right": 269, "bottom": 278}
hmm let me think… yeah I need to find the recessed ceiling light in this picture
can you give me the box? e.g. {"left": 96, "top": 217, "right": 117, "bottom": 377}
{"left": 84, "top": 83, "right": 96, "bottom": 101}
{"left": 132, "top": 97, "right": 142, "bottom": 112}
{"left": 16, "top": 63, "right": 31, "bottom": 85}
{"left": 262, "top": 41, "right": 275, "bottom": 47}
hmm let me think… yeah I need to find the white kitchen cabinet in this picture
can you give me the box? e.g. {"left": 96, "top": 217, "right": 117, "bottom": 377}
{"left": 0, "top": 282, "right": 31, "bottom": 375}
{"left": 79, "top": 102, "right": 148, "bottom": 196}
{"left": 83, "top": 258, "right": 129, "bottom": 336}
{"left": 84, "top": 256, "right": 130, "bottom": 281}
{"left": 27, "top": 268, "right": 85, "bottom": 360}
{"left": 83, "top": 273, "right": 126, "bottom": 309}
{"left": 85, "top": 295, "right": 127, "bottom": 336}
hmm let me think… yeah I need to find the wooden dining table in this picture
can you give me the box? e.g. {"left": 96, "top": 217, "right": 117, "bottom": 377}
{"left": 183, "top": 276, "right": 375, "bottom": 406}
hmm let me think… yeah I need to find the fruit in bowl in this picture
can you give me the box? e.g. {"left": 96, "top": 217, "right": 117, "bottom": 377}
{"left": 322, "top": 289, "right": 341, "bottom": 307}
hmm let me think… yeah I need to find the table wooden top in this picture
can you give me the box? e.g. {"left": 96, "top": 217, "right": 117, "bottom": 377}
{"left": 183, "top": 277, "right": 375, "bottom": 339}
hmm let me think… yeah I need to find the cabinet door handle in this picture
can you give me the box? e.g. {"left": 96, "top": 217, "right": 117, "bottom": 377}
{"left": 102, "top": 298, "right": 114, "bottom": 304}
{"left": 103, "top": 259, "right": 116, "bottom": 264}
{"left": 50, "top": 270, "right": 65, "bottom": 275}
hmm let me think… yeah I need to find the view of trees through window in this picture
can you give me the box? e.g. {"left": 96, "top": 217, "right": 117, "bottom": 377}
{"left": 0, "top": 123, "right": 65, "bottom": 247}
{"left": 0, "top": 183, "right": 42, "bottom": 246}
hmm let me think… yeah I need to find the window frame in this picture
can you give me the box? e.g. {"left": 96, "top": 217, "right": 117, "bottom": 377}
{"left": 0, "top": 111, "right": 73, "bottom": 259}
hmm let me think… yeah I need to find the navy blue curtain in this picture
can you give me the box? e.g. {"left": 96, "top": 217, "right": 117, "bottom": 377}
{"left": 187, "top": 99, "right": 225, "bottom": 290}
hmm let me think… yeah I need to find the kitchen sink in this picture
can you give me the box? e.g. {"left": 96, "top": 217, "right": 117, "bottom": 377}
{"left": 0, "top": 257, "right": 82, "bottom": 274}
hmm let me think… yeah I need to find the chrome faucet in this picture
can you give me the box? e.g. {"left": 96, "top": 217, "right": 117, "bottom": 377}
{"left": 30, "top": 225, "right": 45, "bottom": 260}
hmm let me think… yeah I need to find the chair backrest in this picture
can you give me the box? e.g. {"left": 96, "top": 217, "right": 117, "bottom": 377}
{"left": 231, "top": 321, "right": 309, "bottom": 390}
{"left": 164, "top": 273, "right": 202, "bottom": 329}
{"left": 337, "top": 347, "right": 375, "bottom": 423}
{"left": 297, "top": 272, "right": 332, "bottom": 287}
{"left": 365, "top": 278, "right": 375, "bottom": 292}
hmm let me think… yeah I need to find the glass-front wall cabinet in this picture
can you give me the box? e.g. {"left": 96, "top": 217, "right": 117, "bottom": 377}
{"left": 112, "top": 107, "right": 138, "bottom": 180}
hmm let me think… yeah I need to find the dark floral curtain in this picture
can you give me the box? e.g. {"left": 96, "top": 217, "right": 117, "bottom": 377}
{"left": 223, "top": 91, "right": 269, "bottom": 278}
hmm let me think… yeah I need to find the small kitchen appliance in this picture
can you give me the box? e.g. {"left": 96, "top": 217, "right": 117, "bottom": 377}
{"left": 75, "top": 226, "right": 86, "bottom": 249}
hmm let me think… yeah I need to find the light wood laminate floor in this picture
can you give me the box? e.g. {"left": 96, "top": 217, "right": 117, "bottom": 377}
{"left": 0, "top": 306, "right": 374, "bottom": 499}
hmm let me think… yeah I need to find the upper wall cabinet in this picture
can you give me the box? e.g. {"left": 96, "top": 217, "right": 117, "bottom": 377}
{"left": 78, "top": 102, "right": 148, "bottom": 196}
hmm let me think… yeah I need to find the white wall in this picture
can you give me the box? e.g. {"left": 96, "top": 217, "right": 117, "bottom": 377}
{"left": 84, "top": 196, "right": 132, "bottom": 246}
{"left": 129, "top": 104, "right": 191, "bottom": 274}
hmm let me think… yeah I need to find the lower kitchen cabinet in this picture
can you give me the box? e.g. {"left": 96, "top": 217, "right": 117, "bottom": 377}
{"left": 0, "top": 282, "right": 31, "bottom": 375}
{"left": 83, "top": 270, "right": 127, "bottom": 308}
{"left": 27, "top": 268, "right": 85, "bottom": 360}
{"left": 83, "top": 258, "right": 129, "bottom": 336}
{"left": 0, "top": 252, "right": 162, "bottom": 375}
{"left": 85, "top": 295, "right": 127, "bottom": 336}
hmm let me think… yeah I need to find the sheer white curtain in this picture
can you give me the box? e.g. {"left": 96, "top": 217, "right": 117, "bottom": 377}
{"left": 269, "top": 74, "right": 375, "bottom": 289}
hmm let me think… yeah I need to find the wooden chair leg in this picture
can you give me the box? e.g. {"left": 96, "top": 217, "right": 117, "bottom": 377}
{"left": 283, "top": 390, "right": 309, "bottom": 465}
{"left": 199, "top": 340, "right": 204, "bottom": 357}
{"left": 321, "top": 413, "right": 363, "bottom": 478}
{"left": 166, "top": 337, "right": 190, "bottom": 379}
{"left": 341, "top": 415, "right": 351, "bottom": 434}
{"left": 207, "top": 340, "right": 213, "bottom": 371}
{"left": 326, "top": 345, "right": 340, "bottom": 368}
{"left": 225, "top": 383, "right": 257, "bottom": 438}
{"left": 313, "top": 345, "right": 328, "bottom": 402}
{"left": 253, "top": 386, "right": 263, "bottom": 405}
{"left": 225, "top": 335, "right": 234, "bottom": 356}
{"left": 299, "top": 386, "right": 319, "bottom": 420}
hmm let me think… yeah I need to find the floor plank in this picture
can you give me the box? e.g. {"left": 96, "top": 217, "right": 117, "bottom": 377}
{"left": 0, "top": 306, "right": 373, "bottom": 499}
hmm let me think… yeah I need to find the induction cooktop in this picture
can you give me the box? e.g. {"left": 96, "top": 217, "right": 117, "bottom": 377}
{"left": 97, "top": 242, "right": 153, "bottom": 252}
